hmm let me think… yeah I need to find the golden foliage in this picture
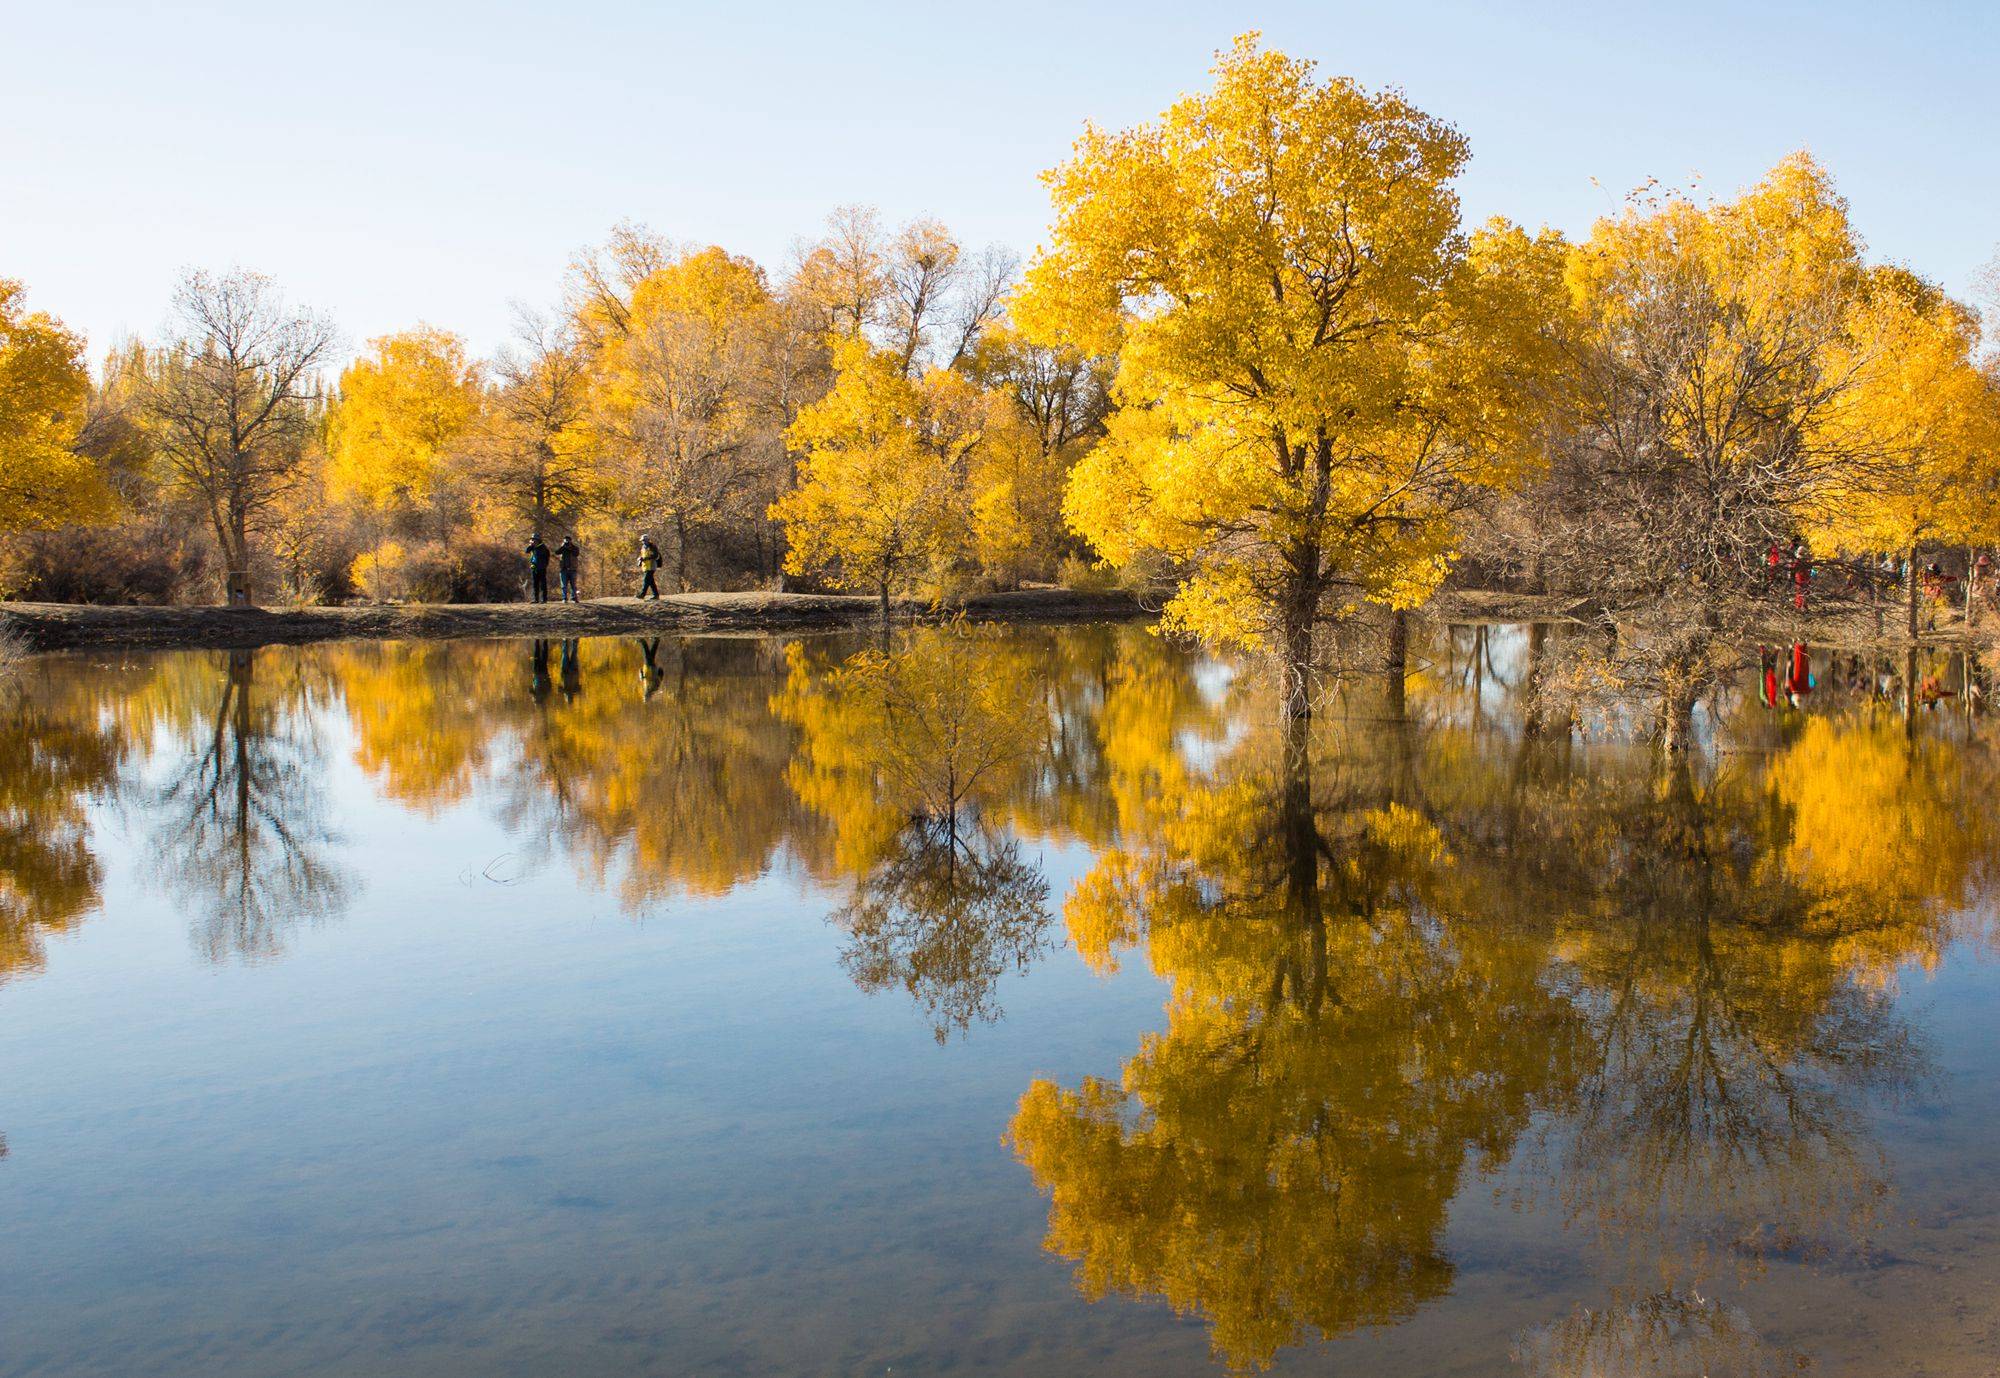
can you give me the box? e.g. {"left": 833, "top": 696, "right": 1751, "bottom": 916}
{"left": 328, "top": 327, "right": 484, "bottom": 513}
{"left": 1022, "top": 35, "right": 1557, "bottom": 666}
{"left": 0, "top": 278, "right": 115, "bottom": 534}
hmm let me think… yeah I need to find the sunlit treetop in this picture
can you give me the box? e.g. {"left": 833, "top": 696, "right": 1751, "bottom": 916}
{"left": 327, "top": 326, "right": 484, "bottom": 512}
{"left": 1017, "top": 34, "right": 1561, "bottom": 675}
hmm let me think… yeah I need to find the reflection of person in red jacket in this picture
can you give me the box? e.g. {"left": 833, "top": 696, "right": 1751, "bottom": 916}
{"left": 1758, "top": 645, "right": 1780, "bottom": 708}
{"left": 1785, "top": 642, "right": 1813, "bottom": 707}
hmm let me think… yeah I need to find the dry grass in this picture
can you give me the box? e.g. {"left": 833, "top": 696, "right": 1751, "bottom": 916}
{"left": 0, "top": 625, "right": 27, "bottom": 687}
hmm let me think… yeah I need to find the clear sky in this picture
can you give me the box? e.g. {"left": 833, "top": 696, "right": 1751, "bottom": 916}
{"left": 5, "top": 0, "right": 1994, "bottom": 363}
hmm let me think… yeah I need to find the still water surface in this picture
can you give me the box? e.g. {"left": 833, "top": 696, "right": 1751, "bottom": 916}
{"left": 2, "top": 624, "right": 1998, "bottom": 1376}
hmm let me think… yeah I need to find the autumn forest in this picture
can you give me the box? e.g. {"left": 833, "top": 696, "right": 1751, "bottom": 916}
{"left": 4, "top": 35, "right": 1999, "bottom": 728}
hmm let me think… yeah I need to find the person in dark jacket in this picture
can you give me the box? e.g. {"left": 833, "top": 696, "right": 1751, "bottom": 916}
{"left": 556, "top": 536, "right": 581, "bottom": 603}
{"left": 524, "top": 534, "right": 551, "bottom": 603}
{"left": 637, "top": 536, "right": 662, "bottom": 599}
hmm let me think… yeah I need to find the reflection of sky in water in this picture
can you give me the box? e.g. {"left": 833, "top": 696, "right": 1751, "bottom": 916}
{"left": 0, "top": 625, "right": 1998, "bottom": 1377}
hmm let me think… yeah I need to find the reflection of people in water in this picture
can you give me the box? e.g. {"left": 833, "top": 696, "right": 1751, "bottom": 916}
{"left": 1784, "top": 642, "right": 1812, "bottom": 708}
{"left": 528, "top": 640, "right": 552, "bottom": 702}
{"left": 1756, "top": 644, "right": 1812, "bottom": 710}
{"left": 636, "top": 637, "right": 664, "bottom": 700}
{"left": 559, "top": 639, "right": 582, "bottom": 702}
{"left": 1757, "top": 646, "right": 1779, "bottom": 709}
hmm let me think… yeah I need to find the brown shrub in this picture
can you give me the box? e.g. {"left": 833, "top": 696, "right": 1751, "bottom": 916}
{"left": 1, "top": 523, "right": 209, "bottom": 604}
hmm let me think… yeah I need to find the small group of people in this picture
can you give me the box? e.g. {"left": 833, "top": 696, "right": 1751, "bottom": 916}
{"left": 1759, "top": 644, "right": 1980, "bottom": 715}
{"left": 522, "top": 533, "right": 668, "bottom": 603}
{"left": 1764, "top": 537, "right": 1814, "bottom": 610}
{"left": 1765, "top": 539, "right": 2000, "bottom": 622}
{"left": 522, "top": 533, "right": 583, "bottom": 604}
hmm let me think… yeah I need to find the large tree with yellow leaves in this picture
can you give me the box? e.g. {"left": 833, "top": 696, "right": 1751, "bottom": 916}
{"left": 1019, "top": 34, "right": 1558, "bottom": 713}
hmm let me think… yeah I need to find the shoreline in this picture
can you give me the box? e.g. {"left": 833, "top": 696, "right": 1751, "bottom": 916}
{"left": 0, "top": 588, "right": 1157, "bottom": 652}
{"left": 2, "top": 586, "right": 1983, "bottom": 654}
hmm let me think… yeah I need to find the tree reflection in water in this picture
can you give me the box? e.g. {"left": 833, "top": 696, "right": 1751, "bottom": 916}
{"left": 143, "top": 649, "right": 354, "bottom": 960}
{"left": 1009, "top": 635, "right": 1989, "bottom": 1372}
{"left": 1512, "top": 1290, "right": 1797, "bottom": 1378}
{"left": 0, "top": 660, "right": 134, "bottom": 980}
{"left": 778, "top": 623, "right": 1055, "bottom": 1041}
{"left": 1011, "top": 689, "right": 1592, "bottom": 1370}
{"left": 835, "top": 817, "right": 1049, "bottom": 1043}
{"left": 4, "top": 624, "right": 1993, "bottom": 1371}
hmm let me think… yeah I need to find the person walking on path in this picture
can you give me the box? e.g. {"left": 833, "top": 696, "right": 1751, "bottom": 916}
{"left": 637, "top": 536, "right": 662, "bottom": 599}
{"left": 556, "top": 536, "right": 581, "bottom": 603}
{"left": 524, "top": 533, "right": 551, "bottom": 604}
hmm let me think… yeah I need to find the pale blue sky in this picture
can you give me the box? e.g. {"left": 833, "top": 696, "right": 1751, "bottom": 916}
{"left": 4, "top": 0, "right": 1994, "bottom": 362}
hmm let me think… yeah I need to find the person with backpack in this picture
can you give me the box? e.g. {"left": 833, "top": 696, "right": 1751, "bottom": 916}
{"left": 523, "top": 533, "right": 551, "bottom": 603}
{"left": 637, "top": 535, "right": 662, "bottom": 599}
{"left": 556, "top": 536, "right": 581, "bottom": 603}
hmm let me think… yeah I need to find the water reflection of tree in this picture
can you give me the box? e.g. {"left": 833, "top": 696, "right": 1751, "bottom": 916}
{"left": 836, "top": 817, "right": 1049, "bottom": 1043}
{"left": 1010, "top": 691, "right": 1590, "bottom": 1370}
{"left": 0, "top": 660, "right": 140, "bottom": 979}
{"left": 1501, "top": 743, "right": 1949, "bottom": 1279}
{"left": 778, "top": 625, "right": 1056, "bottom": 1040}
{"left": 144, "top": 650, "right": 353, "bottom": 960}
{"left": 501, "top": 637, "right": 803, "bottom": 904}
{"left": 1512, "top": 1290, "right": 1798, "bottom": 1378}
{"left": 1461, "top": 705, "right": 1981, "bottom": 1372}
{"left": 323, "top": 637, "right": 804, "bottom": 904}
{"left": 1010, "top": 637, "right": 1992, "bottom": 1372}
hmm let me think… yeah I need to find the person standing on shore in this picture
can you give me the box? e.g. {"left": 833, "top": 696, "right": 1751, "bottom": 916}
{"left": 524, "top": 533, "right": 551, "bottom": 603}
{"left": 556, "top": 536, "right": 581, "bottom": 603}
{"left": 637, "top": 536, "right": 662, "bottom": 599}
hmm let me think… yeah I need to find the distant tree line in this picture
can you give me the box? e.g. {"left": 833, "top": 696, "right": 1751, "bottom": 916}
{"left": 0, "top": 209, "right": 1112, "bottom": 609}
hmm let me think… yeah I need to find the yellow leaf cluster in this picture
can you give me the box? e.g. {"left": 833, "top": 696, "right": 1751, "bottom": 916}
{"left": 328, "top": 327, "right": 484, "bottom": 512}
{"left": 0, "top": 278, "right": 115, "bottom": 534}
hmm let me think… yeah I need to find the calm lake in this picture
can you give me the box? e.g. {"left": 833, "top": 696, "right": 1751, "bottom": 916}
{"left": 3, "top": 623, "right": 1998, "bottom": 1376}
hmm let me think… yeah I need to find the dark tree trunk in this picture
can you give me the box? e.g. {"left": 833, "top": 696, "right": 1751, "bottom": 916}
{"left": 1907, "top": 543, "right": 1921, "bottom": 640}
{"left": 1384, "top": 609, "right": 1409, "bottom": 720}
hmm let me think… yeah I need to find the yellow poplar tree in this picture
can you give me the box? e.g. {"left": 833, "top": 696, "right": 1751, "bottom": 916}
{"left": 592, "top": 246, "right": 777, "bottom": 590}
{"left": 1816, "top": 266, "right": 2000, "bottom": 632}
{"left": 327, "top": 327, "right": 484, "bottom": 516}
{"left": 1019, "top": 34, "right": 1557, "bottom": 712}
{"left": 968, "top": 403, "right": 1065, "bottom": 587}
{"left": 0, "top": 278, "right": 115, "bottom": 535}
{"left": 771, "top": 339, "right": 983, "bottom": 617}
